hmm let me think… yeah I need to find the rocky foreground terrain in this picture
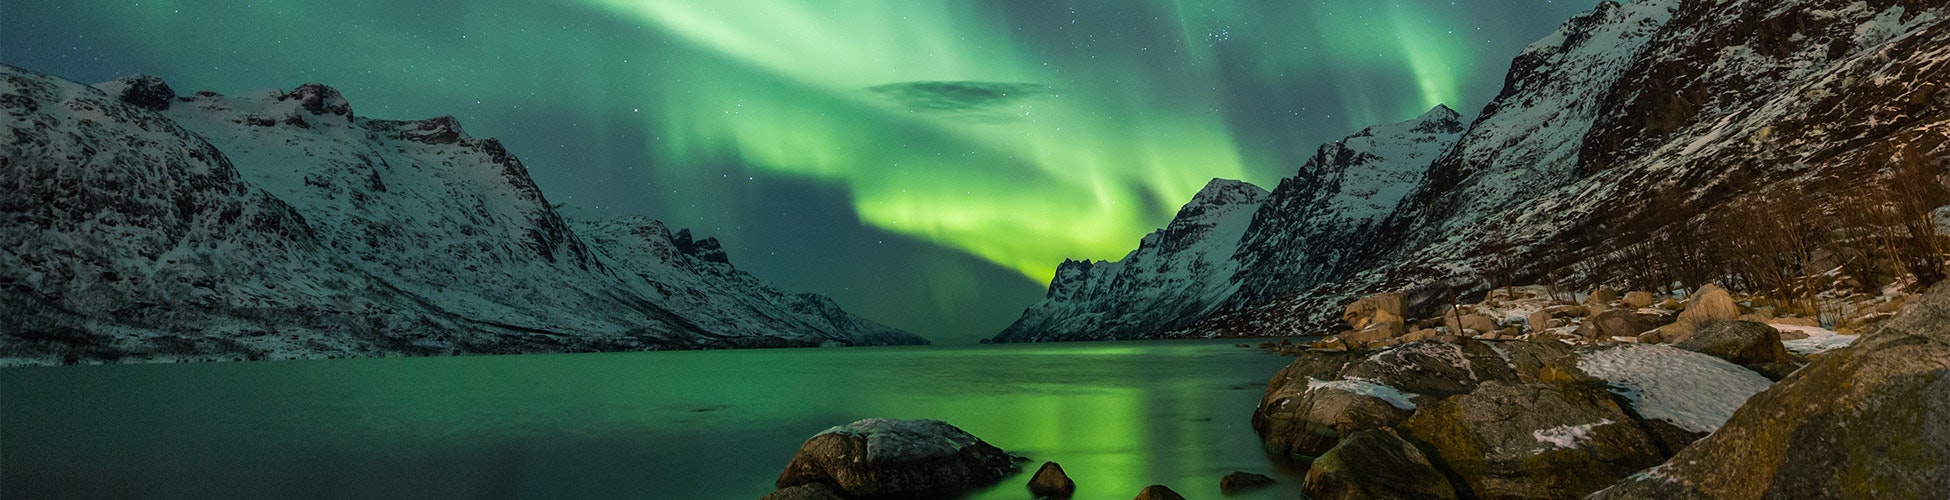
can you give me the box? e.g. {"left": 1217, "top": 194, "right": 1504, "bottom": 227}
{"left": 1251, "top": 281, "right": 1946, "bottom": 499}
{"left": 0, "top": 64, "right": 925, "bottom": 365}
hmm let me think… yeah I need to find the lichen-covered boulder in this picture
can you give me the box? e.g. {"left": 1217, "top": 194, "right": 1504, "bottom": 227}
{"left": 1402, "top": 381, "right": 1664, "bottom": 499}
{"left": 773, "top": 419, "right": 1020, "bottom": 499}
{"left": 1303, "top": 428, "right": 1457, "bottom": 500}
{"left": 1592, "top": 284, "right": 1950, "bottom": 499}
{"left": 1674, "top": 320, "right": 1789, "bottom": 368}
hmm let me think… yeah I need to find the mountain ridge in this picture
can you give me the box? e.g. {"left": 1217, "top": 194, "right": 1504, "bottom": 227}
{"left": 0, "top": 64, "right": 925, "bottom": 365}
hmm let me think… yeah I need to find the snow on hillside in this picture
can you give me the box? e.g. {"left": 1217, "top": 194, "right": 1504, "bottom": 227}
{"left": 0, "top": 64, "right": 922, "bottom": 365}
{"left": 991, "top": 178, "right": 1267, "bottom": 342}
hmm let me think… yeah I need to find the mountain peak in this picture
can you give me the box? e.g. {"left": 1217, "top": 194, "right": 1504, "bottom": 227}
{"left": 92, "top": 75, "right": 176, "bottom": 111}
{"left": 279, "top": 83, "right": 353, "bottom": 121}
{"left": 1409, "top": 105, "right": 1465, "bottom": 134}
{"left": 1188, "top": 178, "right": 1268, "bottom": 208}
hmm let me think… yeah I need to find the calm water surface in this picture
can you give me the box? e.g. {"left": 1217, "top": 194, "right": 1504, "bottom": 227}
{"left": 2, "top": 339, "right": 1309, "bottom": 499}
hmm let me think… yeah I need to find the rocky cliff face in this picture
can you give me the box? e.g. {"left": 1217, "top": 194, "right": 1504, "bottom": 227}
{"left": 0, "top": 64, "right": 925, "bottom": 364}
{"left": 991, "top": 179, "right": 1267, "bottom": 342}
{"left": 1001, "top": 0, "right": 1950, "bottom": 341}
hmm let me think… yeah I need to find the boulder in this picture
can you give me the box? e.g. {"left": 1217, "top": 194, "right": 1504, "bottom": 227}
{"left": 1218, "top": 471, "right": 1276, "bottom": 494}
{"left": 1343, "top": 325, "right": 1395, "bottom": 343}
{"left": 1343, "top": 293, "right": 1407, "bottom": 330}
{"left": 1133, "top": 484, "right": 1186, "bottom": 500}
{"left": 1254, "top": 377, "right": 1414, "bottom": 457}
{"left": 1495, "top": 340, "right": 1576, "bottom": 383}
{"left": 1528, "top": 310, "right": 1555, "bottom": 333}
{"left": 1402, "top": 381, "right": 1664, "bottom": 499}
{"left": 1303, "top": 428, "right": 1458, "bottom": 500}
{"left": 1622, "top": 291, "right": 1656, "bottom": 308}
{"left": 1255, "top": 341, "right": 1525, "bottom": 458}
{"left": 1027, "top": 461, "right": 1075, "bottom": 498}
{"left": 760, "top": 483, "right": 846, "bottom": 500}
{"left": 1583, "top": 309, "right": 1660, "bottom": 340}
{"left": 1676, "top": 284, "right": 1740, "bottom": 326}
{"left": 1402, "top": 328, "right": 1439, "bottom": 342}
{"left": 774, "top": 419, "right": 1020, "bottom": 499}
{"left": 1460, "top": 314, "right": 1499, "bottom": 334}
{"left": 1674, "top": 320, "right": 1790, "bottom": 367}
{"left": 1339, "top": 341, "right": 1521, "bottom": 397}
{"left": 1588, "top": 288, "right": 1621, "bottom": 305}
{"left": 1543, "top": 304, "right": 1588, "bottom": 317}
{"left": 1593, "top": 284, "right": 1950, "bottom": 499}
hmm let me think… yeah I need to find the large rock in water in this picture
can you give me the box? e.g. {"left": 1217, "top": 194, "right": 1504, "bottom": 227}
{"left": 773, "top": 419, "right": 1020, "bottom": 499}
{"left": 1402, "top": 381, "right": 1664, "bottom": 499}
{"left": 1303, "top": 428, "right": 1458, "bottom": 500}
{"left": 1592, "top": 284, "right": 1950, "bottom": 499}
{"left": 1674, "top": 320, "right": 1790, "bottom": 367}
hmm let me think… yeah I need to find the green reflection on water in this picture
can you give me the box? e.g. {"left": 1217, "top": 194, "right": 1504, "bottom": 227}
{"left": 2, "top": 339, "right": 1307, "bottom": 499}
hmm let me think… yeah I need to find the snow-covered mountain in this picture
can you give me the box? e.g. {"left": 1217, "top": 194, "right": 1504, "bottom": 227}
{"left": 998, "top": 0, "right": 1950, "bottom": 340}
{"left": 993, "top": 107, "right": 1461, "bottom": 342}
{"left": 991, "top": 179, "right": 1267, "bottom": 342}
{"left": 0, "top": 65, "right": 925, "bottom": 364}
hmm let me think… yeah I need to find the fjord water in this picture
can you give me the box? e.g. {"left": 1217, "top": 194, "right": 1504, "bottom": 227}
{"left": 2, "top": 340, "right": 1306, "bottom": 499}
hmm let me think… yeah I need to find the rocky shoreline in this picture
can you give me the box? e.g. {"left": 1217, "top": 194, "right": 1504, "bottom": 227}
{"left": 1252, "top": 282, "right": 1948, "bottom": 499}
{"left": 766, "top": 283, "right": 1946, "bottom": 499}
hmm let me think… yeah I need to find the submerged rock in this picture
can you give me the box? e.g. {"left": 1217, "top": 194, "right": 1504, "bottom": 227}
{"left": 1133, "top": 484, "right": 1187, "bottom": 500}
{"left": 1593, "top": 284, "right": 1950, "bottom": 499}
{"left": 759, "top": 483, "right": 846, "bottom": 500}
{"left": 1027, "top": 461, "right": 1075, "bottom": 498}
{"left": 1303, "top": 428, "right": 1457, "bottom": 500}
{"left": 773, "top": 418, "right": 1020, "bottom": 500}
{"left": 1218, "top": 471, "right": 1277, "bottom": 494}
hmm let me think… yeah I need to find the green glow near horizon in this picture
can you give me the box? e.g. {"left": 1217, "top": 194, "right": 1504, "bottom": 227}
{"left": 61, "top": 0, "right": 1482, "bottom": 284}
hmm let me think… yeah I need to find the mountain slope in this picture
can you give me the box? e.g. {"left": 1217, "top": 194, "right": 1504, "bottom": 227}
{"left": 1208, "top": 0, "right": 1950, "bottom": 334}
{"left": 999, "top": 0, "right": 1949, "bottom": 341}
{"left": 993, "top": 106, "right": 1462, "bottom": 342}
{"left": 991, "top": 179, "right": 1267, "bottom": 342}
{"left": 1, "top": 65, "right": 924, "bottom": 364}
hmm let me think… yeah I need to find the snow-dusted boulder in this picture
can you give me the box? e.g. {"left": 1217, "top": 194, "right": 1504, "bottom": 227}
{"left": 1402, "top": 381, "right": 1664, "bottom": 499}
{"left": 773, "top": 419, "right": 1021, "bottom": 499}
{"left": 1594, "top": 283, "right": 1950, "bottom": 499}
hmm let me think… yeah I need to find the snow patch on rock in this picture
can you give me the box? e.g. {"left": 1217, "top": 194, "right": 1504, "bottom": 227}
{"left": 1576, "top": 344, "right": 1773, "bottom": 433}
{"left": 1307, "top": 377, "right": 1420, "bottom": 410}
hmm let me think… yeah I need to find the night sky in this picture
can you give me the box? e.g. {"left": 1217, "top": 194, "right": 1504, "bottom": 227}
{"left": 2, "top": 1, "right": 1600, "bottom": 344}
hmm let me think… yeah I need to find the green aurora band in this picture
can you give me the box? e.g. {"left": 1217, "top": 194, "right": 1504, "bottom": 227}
{"left": 35, "top": 0, "right": 1495, "bottom": 283}
{"left": 581, "top": 0, "right": 1477, "bottom": 281}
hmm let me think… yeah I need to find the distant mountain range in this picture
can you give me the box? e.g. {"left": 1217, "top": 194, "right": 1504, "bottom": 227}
{"left": 995, "top": 0, "right": 1949, "bottom": 342}
{"left": 1, "top": 65, "right": 925, "bottom": 364}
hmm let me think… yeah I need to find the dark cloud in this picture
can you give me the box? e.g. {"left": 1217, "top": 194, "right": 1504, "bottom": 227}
{"left": 868, "top": 81, "right": 1054, "bottom": 122}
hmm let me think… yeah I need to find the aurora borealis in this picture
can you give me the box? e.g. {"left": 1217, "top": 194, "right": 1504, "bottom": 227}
{"left": 3, "top": 0, "right": 1598, "bottom": 342}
